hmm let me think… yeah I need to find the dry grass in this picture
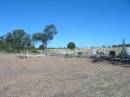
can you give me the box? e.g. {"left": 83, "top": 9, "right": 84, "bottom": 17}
{"left": 0, "top": 54, "right": 130, "bottom": 97}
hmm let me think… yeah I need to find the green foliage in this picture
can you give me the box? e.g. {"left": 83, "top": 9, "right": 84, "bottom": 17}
{"left": 33, "top": 24, "right": 58, "bottom": 55}
{"left": 38, "top": 45, "right": 45, "bottom": 50}
{"left": 0, "top": 29, "right": 33, "bottom": 53}
{"left": 44, "top": 24, "right": 57, "bottom": 42}
{"left": 0, "top": 24, "right": 57, "bottom": 53}
{"left": 33, "top": 24, "right": 57, "bottom": 47}
{"left": 67, "top": 42, "right": 76, "bottom": 50}
{"left": 102, "top": 45, "right": 106, "bottom": 48}
{"left": 32, "top": 33, "right": 43, "bottom": 42}
{"left": 112, "top": 44, "right": 130, "bottom": 48}
{"left": 31, "top": 48, "right": 39, "bottom": 53}
{"left": 0, "top": 36, "right": 5, "bottom": 51}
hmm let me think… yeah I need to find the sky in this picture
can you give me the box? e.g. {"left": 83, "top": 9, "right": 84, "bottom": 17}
{"left": 0, "top": 0, "right": 130, "bottom": 48}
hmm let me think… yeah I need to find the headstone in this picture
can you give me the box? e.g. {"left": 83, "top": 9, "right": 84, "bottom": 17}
{"left": 92, "top": 49, "right": 96, "bottom": 56}
{"left": 126, "top": 48, "right": 130, "bottom": 56}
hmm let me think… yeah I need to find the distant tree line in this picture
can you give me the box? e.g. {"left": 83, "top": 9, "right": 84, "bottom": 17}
{"left": 0, "top": 24, "right": 57, "bottom": 53}
{"left": 91, "top": 44, "right": 130, "bottom": 49}
{"left": 112, "top": 44, "right": 130, "bottom": 48}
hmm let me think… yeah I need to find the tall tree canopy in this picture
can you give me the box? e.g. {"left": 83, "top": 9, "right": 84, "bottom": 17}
{"left": 0, "top": 24, "right": 58, "bottom": 53}
{"left": 33, "top": 24, "right": 57, "bottom": 54}
{"left": 0, "top": 29, "right": 32, "bottom": 52}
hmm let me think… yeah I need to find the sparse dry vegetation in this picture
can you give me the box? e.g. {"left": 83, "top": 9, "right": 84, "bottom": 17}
{"left": 0, "top": 54, "right": 130, "bottom": 97}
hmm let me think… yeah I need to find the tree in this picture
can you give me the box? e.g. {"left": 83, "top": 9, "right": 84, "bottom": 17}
{"left": 0, "top": 25, "right": 57, "bottom": 54}
{"left": 102, "top": 45, "right": 106, "bottom": 48}
{"left": 2, "top": 29, "right": 32, "bottom": 53}
{"left": 22, "top": 34, "right": 32, "bottom": 49}
{"left": 33, "top": 24, "right": 58, "bottom": 55}
{"left": 67, "top": 42, "right": 76, "bottom": 50}
{"left": 32, "top": 32, "right": 46, "bottom": 52}
{"left": 38, "top": 45, "right": 45, "bottom": 50}
{"left": 22, "top": 35, "right": 33, "bottom": 57}
{"left": 43, "top": 24, "right": 57, "bottom": 55}
{"left": 5, "top": 32, "right": 13, "bottom": 52}
{"left": 112, "top": 45, "right": 117, "bottom": 48}
{"left": 12, "top": 29, "right": 27, "bottom": 52}
{"left": 0, "top": 36, "right": 5, "bottom": 51}
{"left": 32, "top": 33, "right": 43, "bottom": 42}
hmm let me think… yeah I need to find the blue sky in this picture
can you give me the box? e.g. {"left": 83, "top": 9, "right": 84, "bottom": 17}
{"left": 0, "top": 0, "right": 130, "bottom": 48}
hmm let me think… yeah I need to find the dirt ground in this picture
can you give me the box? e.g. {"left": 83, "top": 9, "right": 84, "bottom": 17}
{"left": 0, "top": 54, "right": 130, "bottom": 97}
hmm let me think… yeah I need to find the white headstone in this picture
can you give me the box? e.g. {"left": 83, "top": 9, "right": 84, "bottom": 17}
{"left": 92, "top": 49, "right": 96, "bottom": 56}
{"left": 126, "top": 48, "right": 130, "bottom": 55}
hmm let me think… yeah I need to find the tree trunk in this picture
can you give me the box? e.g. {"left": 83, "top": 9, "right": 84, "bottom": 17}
{"left": 41, "top": 42, "right": 45, "bottom": 55}
{"left": 44, "top": 42, "right": 47, "bottom": 56}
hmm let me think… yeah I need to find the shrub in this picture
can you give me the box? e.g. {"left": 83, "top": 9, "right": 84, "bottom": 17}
{"left": 67, "top": 42, "right": 76, "bottom": 50}
{"left": 31, "top": 48, "right": 39, "bottom": 53}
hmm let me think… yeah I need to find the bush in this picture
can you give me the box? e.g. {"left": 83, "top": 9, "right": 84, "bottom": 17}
{"left": 31, "top": 48, "right": 39, "bottom": 53}
{"left": 67, "top": 42, "right": 76, "bottom": 50}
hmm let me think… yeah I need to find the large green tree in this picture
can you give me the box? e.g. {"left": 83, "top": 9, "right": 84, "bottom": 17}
{"left": 33, "top": 24, "right": 57, "bottom": 55}
{"left": 43, "top": 24, "right": 57, "bottom": 55}
{"left": 1, "top": 29, "right": 32, "bottom": 53}
{"left": 0, "top": 25, "right": 57, "bottom": 53}
{"left": 12, "top": 29, "right": 27, "bottom": 51}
